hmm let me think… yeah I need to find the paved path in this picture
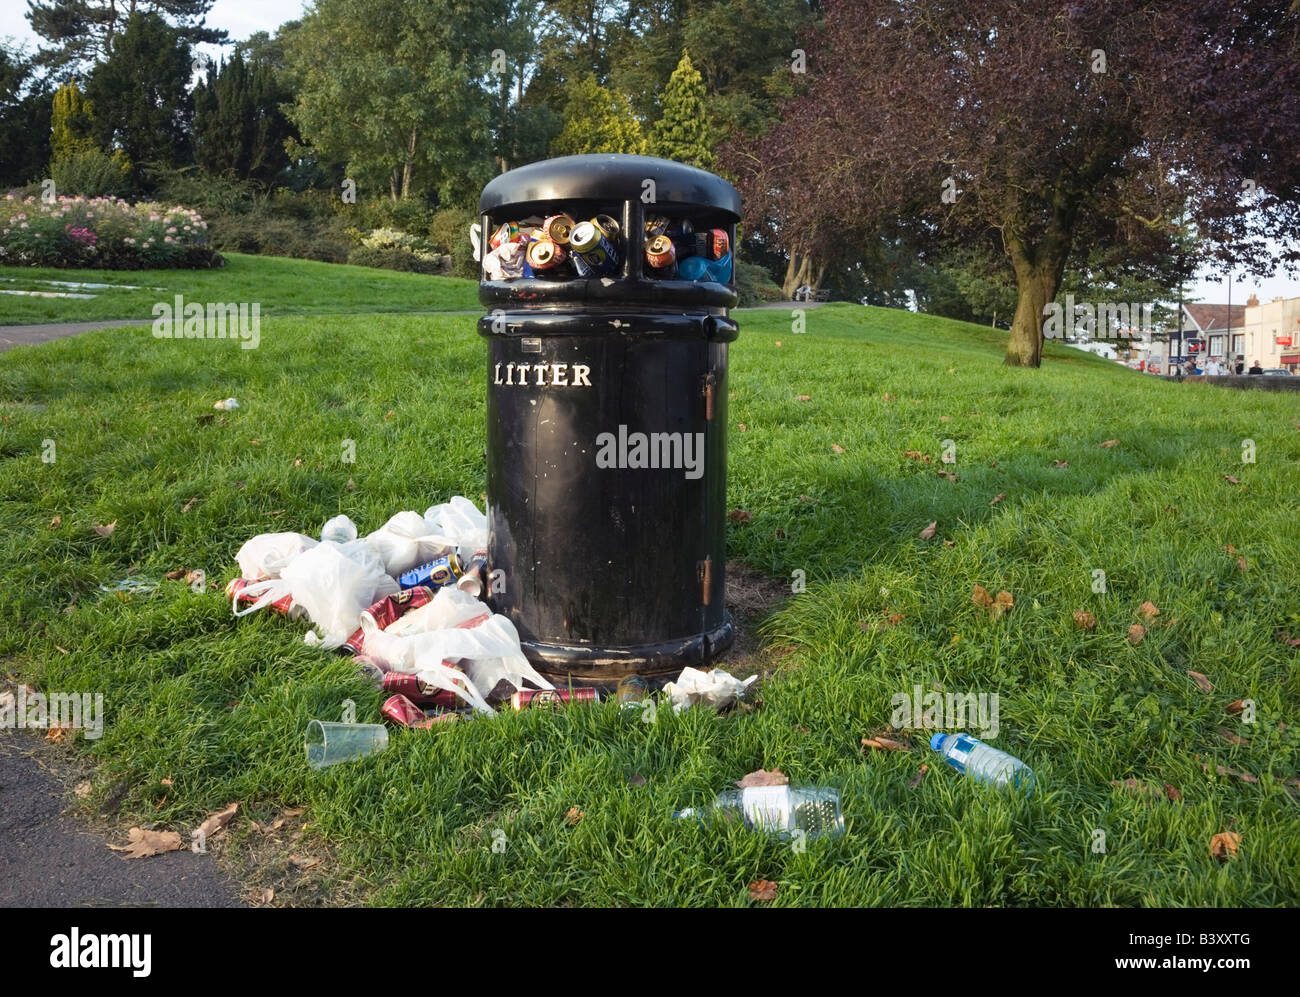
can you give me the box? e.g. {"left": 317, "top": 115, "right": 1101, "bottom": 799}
{"left": 0, "top": 734, "right": 244, "bottom": 908}
{"left": 0, "top": 319, "right": 145, "bottom": 351}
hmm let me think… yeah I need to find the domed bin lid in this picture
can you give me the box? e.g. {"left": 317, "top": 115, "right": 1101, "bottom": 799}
{"left": 480, "top": 154, "right": 740, "bottom": 219}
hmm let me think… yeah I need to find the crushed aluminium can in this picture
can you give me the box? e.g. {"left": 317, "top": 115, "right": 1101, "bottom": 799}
{"left": 509, "top": 688, "right": 602, "bottom": 710}
{"left": 381, "top": 671, "right": 461, "bottom": 709}
{"left": 542, "top": 213, "right": 576, "bottom": 245}
{"left": 526, "top": 238, "right": 568, "bottom": 275}
{"left": 489, "top": 222, "right": 525, "bottom": 250}
{"left": 615, "top": 675, "right": 650, "bottom": 710}
{"left": 344, "top": 585, "right": 438, "bottom": 654}
{"left": 593, "top": 214, "right": 621, "bottom": 241}
{"left": 382, "top": 694, "right": 466, "bottom": 729}
{"left": 226, "top": 577, "right": 299, "bottom": 617}
{"left": 399, "top": 553, "right": 462, "bottom": 590}
{"left": 569, "top": 220, "right": 619, "bottom": 276}
{"left": 644, "top": 214, "right": 670, "bottom": 237}
{"left": 645, "top": 234, "right": 678, "bottom": 275}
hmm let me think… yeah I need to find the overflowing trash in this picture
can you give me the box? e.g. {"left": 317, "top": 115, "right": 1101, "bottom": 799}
{"left": 661, "top": 667, "right": 756, "bottom": 713}
{"left": 479, "top": 211, "right": 732, "bottom": 284}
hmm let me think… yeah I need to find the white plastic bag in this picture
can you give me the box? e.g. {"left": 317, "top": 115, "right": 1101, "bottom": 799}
{"left": 482, "top": 241, "right": 526, "bottom": 280}
{"left": 662, "top": 666, "right": 756, "bottom": 713}
{"left": 280, "top": 540, "right": 398, "bottom": 649}
{"left": 382, "top": 586, "right": 490, "bottom": 636}
{"left": 234, "top": 532, "right": 318, "bottom": 581}
{"left": 320, "top": 514, "right": 358, "bottom": 544}
{"left": 422, "top": 496, "right": 488, "bottom": 562}
{"left": 364, "top": 510, "right": 454, "bottom": 576}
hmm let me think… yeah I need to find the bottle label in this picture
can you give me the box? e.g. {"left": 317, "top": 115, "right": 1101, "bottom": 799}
{"left": 741, "top": 786, "right": 794, "bottom": 832}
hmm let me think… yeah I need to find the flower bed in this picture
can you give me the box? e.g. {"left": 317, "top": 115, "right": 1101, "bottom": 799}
{"left": 0, "top": 193, "right": 224, "bottom": 269}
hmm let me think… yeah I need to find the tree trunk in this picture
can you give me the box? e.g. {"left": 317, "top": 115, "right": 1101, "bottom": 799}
{"left": 782, "top": 250, "right": 819, "bottom": 298}
{"left": 400, "top": 127, "right": 417, "bottom": 199}
{"left": 1004, "top": 267, "right": 1057, "bottom": 367}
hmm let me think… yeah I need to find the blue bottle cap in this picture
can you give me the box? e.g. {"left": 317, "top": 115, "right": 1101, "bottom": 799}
{"left": 929, "top": 732, "right": 947, "bottom": 750}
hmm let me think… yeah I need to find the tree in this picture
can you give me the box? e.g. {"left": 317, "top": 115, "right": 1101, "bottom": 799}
{"left": 647, "top": 51, "right": 714, "bottom": 168}
{"left": 728, "top": 0, "right": 1300, "bottom": 366}
{"left": 0, "top": 45, "right": 52, "bottom": 186}
{"left": 50, "top": 78, "right": 95, "bottom": 161}
{"left": 84, "top": 13, "right": 193, "bottom": 174}
{"left": 25, "top": 0, "right": 225, "bottom": 71}
{"left": 549, "top": 74, "right": 645, "bottom": 157}
{"left": 284, "top": 0, "right": 501, "bottom": 203}
{"left": 192, "top": 51, "right": 295, "bottom": 185}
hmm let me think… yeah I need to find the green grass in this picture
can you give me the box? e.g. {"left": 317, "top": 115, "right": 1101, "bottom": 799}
{"left": 0, "top": 252, "right": 479, "bottom": 325}
{"left": 2, "top": 302, "right": 1298, "bottom": 906}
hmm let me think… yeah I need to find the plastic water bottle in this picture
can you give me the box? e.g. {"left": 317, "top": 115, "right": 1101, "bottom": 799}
{"left": 676, "top": 785, "right": 845, "bottom": 839}
{"left": 930, "top": 732, "right": 1035, "bottom": 792}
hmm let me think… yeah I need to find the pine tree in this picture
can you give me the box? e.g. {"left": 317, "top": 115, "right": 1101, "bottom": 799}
{"left": 193, "top": 52, "right": 294, "bottom": 184}
{"left": 647, "top": 52, "right": 715, "bottom": 169}
{"left": 549, "top": 75, "right": 645, "bottom": 157}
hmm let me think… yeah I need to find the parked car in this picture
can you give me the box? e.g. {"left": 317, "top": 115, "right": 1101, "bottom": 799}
{"left": 1261, "top": 368, "right": 1294, "bottom": 376}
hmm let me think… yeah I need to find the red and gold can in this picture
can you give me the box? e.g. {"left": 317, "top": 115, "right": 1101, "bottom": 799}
{"left": 709, "top": 228, "right": 730, "bottom": 260}
{"left": 382, "top": 694, "right": 466, "bottom": 729}
{"left": 510, "top": 687, "right": 602, "bottom": 710}
{"left": 542, "top": 213, "right": 575, "bottom": 245}
{"left": 381, "top": 671, "right": 460, "bottom": 709}
{"left": 526, "top": 238, "right": 567, "bottom": 272}
{"left": 593, "top": 214, "right": 621, "bottom": 241}
{"left": 646, "top": 233, "right": 677, "bottom": 270}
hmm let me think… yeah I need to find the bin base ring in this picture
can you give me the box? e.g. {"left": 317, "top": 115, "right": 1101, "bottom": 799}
{"left": 521, "top": 614, "right": 735, "bottom": 688}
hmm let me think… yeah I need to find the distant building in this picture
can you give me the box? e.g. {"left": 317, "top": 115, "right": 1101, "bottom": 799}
{"left": 1239, "top": 294, "right": 1300, "bottom": 372}
{"left": 1180, "top": 302, "right": 1245, "bottom": 363}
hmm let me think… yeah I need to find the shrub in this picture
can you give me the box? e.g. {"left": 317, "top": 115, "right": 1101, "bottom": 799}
{"left": 49, "top": 148, "right": 133, "bottom": 199}
{"left": 0, "top": 193, "right": 223, "bottom": 269}
{"left": 734, "top": 259, "right": 784, "bottom": 306}
{"left": 429, "top": 206, "right": 479, "bottom": 279}
{"left": 346, "top": 245, "right": 449, "bottom": 275}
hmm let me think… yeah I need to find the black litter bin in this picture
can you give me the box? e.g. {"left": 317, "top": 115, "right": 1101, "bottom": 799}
{"left": 477, "top": 154, "right": 740, "bottom": 686}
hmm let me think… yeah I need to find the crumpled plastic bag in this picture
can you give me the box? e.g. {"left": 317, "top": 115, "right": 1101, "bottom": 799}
{"left": 482, "top": 241, "right": 526, "bottom": 281}
{"left": 382, "top": 586, "right": 490, "bottom": 637}
{"left": 320, "top": 514, "right": 358, "bottom": 544}
{"left": 662, "top": 666, "right": 756, "bottom": 713}
{"left": 364, "top": 510, "right": 455, "bottom": 576}
{"left": 234, "top": 532, "right": 318, "bottom": 581}
{"left": 422, "top": 496, "right": 488, "bottom": 563}
{"left": 274, "top": 540, "right": 398, "bottom": 649}
{"left": 359, "top": 609, "right": 551, "bottom": 714}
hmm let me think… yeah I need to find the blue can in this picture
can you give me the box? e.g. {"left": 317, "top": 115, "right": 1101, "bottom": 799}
{"left": 399, "top": 553, "right": 462, "bottom": 590}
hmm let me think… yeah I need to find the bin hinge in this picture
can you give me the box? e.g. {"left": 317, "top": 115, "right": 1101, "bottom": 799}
{"left": 701, "top": 372, "right": 717, "bottom": 421}
{"left": 697, "top": 556, "right": 713, "bottom": 606}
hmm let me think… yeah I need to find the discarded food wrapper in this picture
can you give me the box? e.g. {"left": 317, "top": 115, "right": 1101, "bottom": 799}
{"left": 662, "top": 666, "right": 756, "bottom": 713}
{"left": 214, "top": 397, "right": 239, "bottom": 411}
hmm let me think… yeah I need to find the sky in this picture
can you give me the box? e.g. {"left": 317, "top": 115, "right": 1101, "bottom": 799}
{"left": 2, "top": 0, "right": 1297, "bottom": 304}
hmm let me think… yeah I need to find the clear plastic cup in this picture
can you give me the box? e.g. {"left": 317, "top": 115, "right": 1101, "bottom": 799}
{"left": 305, "top": 720, "right": 388, "bottom": 770}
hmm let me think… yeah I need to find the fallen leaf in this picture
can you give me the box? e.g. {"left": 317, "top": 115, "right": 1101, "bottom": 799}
{"left": 798, "top": 494, "right": 813, "bottom": 503}
{"left": 45, "top": 724, "right": 72, "bottom": 742}
{"left": 1203, "top": 762, "right": 1259, "bottom": 785}
{"left": 289, "top": 854, "right": 322, "bottom": 871}
{"left": 882, "top": 393, "right": 895, "bottom": 401}
{"left": 1052, "top": 460, "right": 1069, "bottom": 468}
{"left": 1209, "top": 831, "right": 1240, "bottom": 862}
{"left": 936, "top": 469, "right": 958, "bottom": 482}
{"left": 1100, "top": 439, "right": 1119, "bottom": 448}
{"left": 628, "top": 773, "right": 647, "bottom": 787}
{"left": 1127, "top": 624, "right": 1146, "bottom": 644}
{"left": 1187, "top": 671, "right": 1214, "bottom": 693}
{"left": 796, "top": 394, "right": 811, "bottom": 402}
{"left": 1164, "top": 784, "right": 1183, "bottom": 802}
{"left": 904, "top": 450, "right": 931, "bottom": 462}
{"left": 160, "top": 778, "right": 173, "bottom": 787}
{"left": 943, "top": 539, "right": 955, "bottom": 547}
{"left": 193, "top": 802, "right": 239, "bottom": 842}
{"left": 109, "top": 828, "right": 183, "bottom": 859}
{"left": 1218, "top": 728, "right": 1247, "bottom": 746}
{"left": 830, "top": 444, "right": 845, "bottom": 454}
{"left": 1138, "top": 601, "right": 1160, "bottom": 622}
{"left": 184, "top": 570, "right": 204, "bottom": 588}
{"left": 736, "top": 769, "right": 789, "bottom": 788}
{"left": 738, "top": 423, "right": 747, "bottom": 432}
{"left": 92, "top": 521, "right": 116, "bottom": 538}
{"left": 1223, "top": 474, "right": 1240, "bottom": 485}
{"left": 1073, "top": 610, "right": 1097, "bottom": 630}
{"left": 74, "top": 781, "right": 92, "bottom": 798}
{"left": 748, "top": 879, "right": 779, "bottom": 902}
{"left": 293, "top": 459, "right": 303, "bottom": 467}
{"left": 995, "top": 590, "right": 1014, "bottom": 613}
{"left": 885, "top": 612, "right": 905, "bottom": 626}
{"left": 346, "top": 478, "right": 356, "bottom": 491}
{"left": 861, "top": 736, "right": 910, "bottom": 751}
{"left": 163, "top": 569, "right": 185, "bottom": 580}
{"left": 972, "top": 584, "right": 993, "bottom": 609}
{"left": 727, "top": 509, "right": 752, "bottom": 522}
{"left": 1226, "top": 699, "right": 1245, "bottom": 714}
{"left": 1236, "top": 555, "right": 1248, "bottom": 572}
{"left": 384, "top": 410, "right": 394, "bottom": 421}
{"left": 49, "top": 515, "right": 61, "bottom": 530}
{"left": 940, "top": 414, "right": 952, "bottom": 422}
{"left": 918, "top": 520, "right": 937, "bottom": 540}
{"left": 564, "top": 806, "right": 584, "bottom": 825}
{"left": 990, "top": 492, "right": 1005, "bottom": 506}
{"left": 195, "top": 413, "right": 214, "bottom": 425}
{"left": 908, "top": 764, "right": 929, "bottom": 789}
{"left": 181, "top": 497, "right": 198, "bottom": 513}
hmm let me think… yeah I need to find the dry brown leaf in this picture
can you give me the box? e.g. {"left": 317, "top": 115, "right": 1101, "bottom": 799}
{"left": 195, "top": 412, "right": 214, "bottom": 425}
{"left": 1236, "top": 555, "right": 1248, "bottom": 572}
{"left": 908, "top": 764, "right": 929, "bottom": 789}
{"left": 1073, "top": 610, "right": 1097, "bottom": 630}
{"left": 289, "top": 854, "right": 322, "bottom": 870}
{"left": 564, "top": 806, "right": 584, "bottom": 825}
{"left": 904, "top": 449, "right": 931, "bottom": 462}
{"left": 1164, "top": 784, "right": 1183, "bottom": 802}
{"left": 995, "top": 590, "right": 1014, "bottom": 612}
{"left": 163, "top": 569, "right": 185, "bottom": 580}
{"left": 45, "top": 724, "right": 72, "bottom": 743}
{"left": 1223, "top": 474, "right": 1240, "bottom": 485}
{"left": 972, "top": 584, "right": 994, "bottom": 608}
{"left": 160, "top": 777, "right": 173, "bottom": 787}
{"left": 1138, "top": 601, "right": 1160, "bottom": 622}
{"left": 748, "top": 879, "right": 779, "bottom": 902}
{"left": 1209, "top": 831, "right": 1240, "bottom": 862}
{"left": 882, "top": 393, "right": 895, "bottom": 401}
{"left": 1203, "top": 762, "right": 1259, "bottom": 785}
{"left": 727, "top": 509, "right": 752, "bottom": 522}
{"left": 936, "top": 469, "right": 958, "bottom": 482}
{"left": 990, "top": 492, "right": 1006, "bottom": 506}
{"left": 345, "top": 478, "right": 356, "bottom": 491}
{"left": 109, "top": 827, "right": 183, "bottom": 859}
{"left": 861, "top": 736, "right": 911, "bottom": 751}
{"left": 796, "top": 394, "right": 811, "bottom": 402}
{"left": 628, "top": 773, "right": 647, "bottom": 787}
{"left": 181, "top": 497, "right": 198, "bottom": 513}
{"left": 1052, "top": 460, "right": 1069, "bottom": 468}
{"left": 1187, "top": 671, "right": 1214, "bottom": 693}
{"left": 738, "top": 423, "right": 747, "bottom": 432}
{"left": 736, "top": 768, "right": 789, "bottom": 788}
{"left": 885, "top": 612, "right": 905, "bottom": 626}
{"left": 1226, "top": 700, "right": 1245, "bottom": 715}
{"left": 49, "top": 515, "right": 61, "bottom": 530}
{"left": 184, "top": 569, "right": 204, "bottom": 587}
{"left": 74, "top": 781, "right": 92, "bottom": 798}
{"left": 194, "top": 802, "right": 239, "bottom": 841}
{"left": 830, "top": 444, "right": 845, "bottom": 454}
{"left": 1100, "top": 439, "right": 1119, "bottom": 448}
{"left": 1218, "top": 728, "right": 1248, "bottom": 746}
{"left": 92, "top": 521, "right": 116, "bottom": 538}
{"left": 918, "top": 520, "right": 937, "bottom": 540}
{"left": 1128, "top": 624, "right": 1147, "bottom": 644}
